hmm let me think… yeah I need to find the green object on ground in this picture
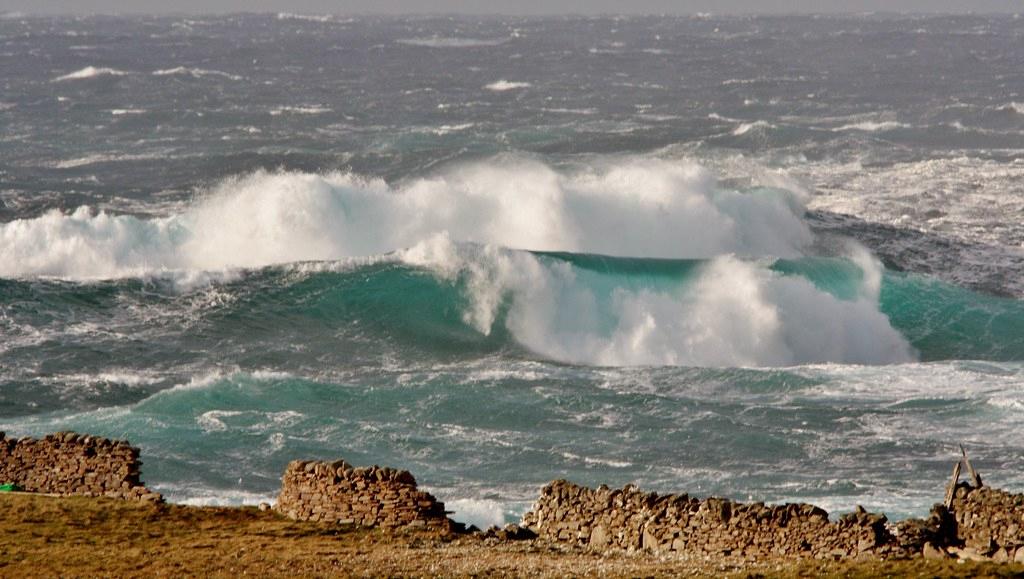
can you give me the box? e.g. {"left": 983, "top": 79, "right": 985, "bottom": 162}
{"left": 0, "top": 483, "right": 23, "bottom": 492}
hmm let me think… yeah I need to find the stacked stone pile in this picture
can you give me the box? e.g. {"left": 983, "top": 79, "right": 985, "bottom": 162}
{"left": 275, "top": 459, "right": 457, "bottom": 532}
{"left": 945, "top": 484, "right": 1024, "bottom": 562}
{"left": 0, "top": 431, "right": 162, "bottom": 501}
{"left": 521, "top": 480, "right": 900, "bottom": 559}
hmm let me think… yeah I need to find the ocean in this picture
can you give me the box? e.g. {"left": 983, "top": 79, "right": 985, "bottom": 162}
{"left": 1, "top": 12, "right": 1023, "bottom": 529}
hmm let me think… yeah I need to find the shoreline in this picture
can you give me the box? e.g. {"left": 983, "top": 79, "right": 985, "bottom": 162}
{"left": 3, "top": 431, "right": 1024, "bottom": 575}
{"left": 1, "top": 493, "right": 1022, "bottom": 578}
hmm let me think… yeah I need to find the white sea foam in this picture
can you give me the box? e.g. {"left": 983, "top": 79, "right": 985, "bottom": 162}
{"left": 732, "top": 120, "right": 775, "bottom": 136}
{"left": 56, "top": 370, "right": 164, "bottom": 388}
{"left": 52, "top": 66, "right": 128, "bottom": 82}
{"left": 701, "top": 149, "right": 1024, "bottom": 295}
{"left": 485, "top": 80, "right": 531, "bottom": 91}
{"left": 269, "top": 105, "right": 330, "bottom": 115}
{"left": 831, "top": 121, "right": 911, "bottom": 132}
{"left": 0, "top": 155, "right": 812, "bottom": 281}
{"left": 169, "top": 486, "right": 277, "bottom": 506}
{"left": 425, "top": 123, "right": 475, "bottom": 135}
{"left": 397, "top": 37, "right": 507, "bottom": 48}
{"left": 445, "top": 498, "right": 509, "bottom": 529}
{"left": 540, "top": 107, "right": 598, "bottom": 115}
{"left": 275, "top": 12, "right": 336, "bottom": 23}
{"left": 52, "top": 152, "right": 166, "bottom": 169}
{"left": 197, "top": 410, "right": 244, "bottom": 432}
{"left": 144, "top": 370, "right": 295, "bottom": 404}
{"left": 803, "top": 155, "right": 1024, "bottom": 251}
{"left": 153, "top": 66, "right": 244, "bottom": 81}
{"left": 559, "top": 451, "right": 633, "bottom": 468}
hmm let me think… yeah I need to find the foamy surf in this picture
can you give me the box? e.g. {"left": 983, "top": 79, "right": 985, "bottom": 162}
{"left": 0, "top": 155, "right": 812, "bottom": 281}
{"left": 152, "top": 67, "right": 244, "bottom": 81}
{"left": 485, "top": 80, "right": 532, "bottom": 91}
{"left": 401, "top": 236, "right": 914, "bottom": 367}
{"left": 398, "top": 37, "right": 508, "bottom": 48}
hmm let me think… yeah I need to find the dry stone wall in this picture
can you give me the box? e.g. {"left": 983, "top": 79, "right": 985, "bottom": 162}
{"left": 0, "top": 431, "right": 162, "bottom": 501}
{"left": 946, "top": 484, "right": 1024, "bottom": 562}
{"left": 275, "top": 459, "right": 457, "bottom": 532}
{"left": 6, "top": 428, "right": 1023, "bottom": 565}
{"left": 522, "top": 480, "right": 904, "bottom": 560}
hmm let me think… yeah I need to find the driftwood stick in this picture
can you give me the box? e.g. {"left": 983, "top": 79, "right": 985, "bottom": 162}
{"left": 960, "top": 444, "right": 983, "bottom": 488}
{"left": 944, "top": 460, "right": 962, "bottom": 509}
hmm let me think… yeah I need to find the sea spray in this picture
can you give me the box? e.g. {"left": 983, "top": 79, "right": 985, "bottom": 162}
{"left": 0, "top": 156, "right": 811, "bottom": 282}
{"left": 402, "top": 237, "right": 914, "bottom": 366}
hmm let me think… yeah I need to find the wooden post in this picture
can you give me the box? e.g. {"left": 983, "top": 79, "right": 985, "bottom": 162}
{"left": 943, "top": 460, "right": 962, "bottom": 509}
{"left": 960, "top": 444, "right": 983, "bottom": 488}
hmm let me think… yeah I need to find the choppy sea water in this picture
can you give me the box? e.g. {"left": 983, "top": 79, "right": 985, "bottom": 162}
{"left": 1, "top": 12, "right": 1023, "bottom": 529}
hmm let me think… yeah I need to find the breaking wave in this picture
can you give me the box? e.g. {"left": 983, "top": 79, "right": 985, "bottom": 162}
{"left": 398, "top": 237, "right": 914, "bottom": 367}
{"left": 52, "top": 66, "right": 128, "bottom": 81}
{"left": 0, "top": 155, "right": 811, "bottom": 281}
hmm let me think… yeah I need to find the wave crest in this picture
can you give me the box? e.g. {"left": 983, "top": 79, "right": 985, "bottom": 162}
{"left": 402, "top": 237, "right": 914, "bottom": 367}
{"left": 52, "top": 66, "right": 128, "bottom": 81}
{"left": 0, "top": 156, "right": 812, "bottom": 281}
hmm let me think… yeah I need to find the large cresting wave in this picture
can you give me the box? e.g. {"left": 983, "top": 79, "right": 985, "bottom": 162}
{"left": 0, "top": 156, "right": 812, "bottom": 280}
{"left": 0, "top": 155, "right": 927, "bottom": 367}
{"left": 397, "top": 237, "right": 914, "bottom": 366}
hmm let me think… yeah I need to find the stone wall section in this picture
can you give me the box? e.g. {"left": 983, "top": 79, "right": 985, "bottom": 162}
{"left": 0, "top": 431, "right": 162, "bottom": 501}
{"left": 522, "top": 480, "right": 902, "bottom": 559}
{"left": 275, "top": 459, "right": 457, "bottom": 532}
{"left": 946, "top": 484, "right": 1024, "bottom": 562}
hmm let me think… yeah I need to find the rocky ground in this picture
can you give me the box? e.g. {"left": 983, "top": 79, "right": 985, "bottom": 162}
{"left": 1, "top": 494, "right": 1023, "bottom": 578}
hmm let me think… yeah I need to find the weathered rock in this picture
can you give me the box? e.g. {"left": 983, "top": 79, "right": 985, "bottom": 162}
{"left": 947, "top": 485, "right": 1024, "bottom": 559}
{"left": 521, "top": 479, "right": 899, "bottom": 560}
{"left": 497, "top": 524, "right": 537, "bottom": 541}
{"left": 922, "top": 542, "right": 948, "bottom": 560}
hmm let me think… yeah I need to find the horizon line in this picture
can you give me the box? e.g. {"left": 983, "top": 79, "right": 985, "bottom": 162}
{"left": 2, "top": 10, "right": 1021, "bottom": 18}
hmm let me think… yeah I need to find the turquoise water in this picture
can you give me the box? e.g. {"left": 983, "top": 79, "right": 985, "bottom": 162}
{"left": 3, "top": 254, "right": 1023, "bottom": 526}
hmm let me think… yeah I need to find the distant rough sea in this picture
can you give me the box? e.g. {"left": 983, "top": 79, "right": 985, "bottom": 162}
{"left": 1, "top": 12, "right": 1023, "bottom": 529}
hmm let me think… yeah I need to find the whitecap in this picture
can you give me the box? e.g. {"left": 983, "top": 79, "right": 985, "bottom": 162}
{"left": 52, "top": 66, "right": 128, "bottom": 82}
{"left": 269, "top": 105, "right": 330, "bottom": 115}
{"left": 397, "top": 37, "right": 507, "bottom": 48}
{"left": 0, "top": 155, "right": 813, "bottom": 282}
{"left": 732, "top": 120, "right": 775, "bottom": 136}
{"left": 197, "top": 410, "right": 244, "bottom": 432}
{"left": 484, "top": 80, "right": 531, "bottom": 91}
{"left": 153, "top": 66, "right": 244, "bottom": 81}
{"left": 445, "top": 498, "right": 509, "bottom": 529}
{"left": 275, "top": 12, "right": 334, "bottom": 23}
{"left": 831, "top": 120, "right": 911, "bottom": 132}
{"left": 52, "top": 152, "right": 165, "bottom": 169}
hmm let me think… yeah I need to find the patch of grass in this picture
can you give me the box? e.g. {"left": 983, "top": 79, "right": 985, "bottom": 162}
{"left": 1, "top": 494, "right": 1022, "bottom": 577}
